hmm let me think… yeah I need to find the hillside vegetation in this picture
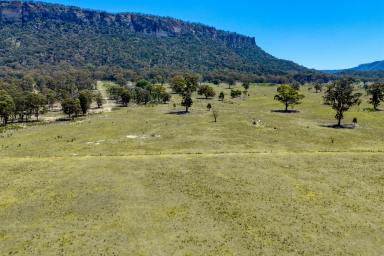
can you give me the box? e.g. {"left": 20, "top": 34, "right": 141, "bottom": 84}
{"left": 1, "top": 84, "right": 383, "bottom": 255}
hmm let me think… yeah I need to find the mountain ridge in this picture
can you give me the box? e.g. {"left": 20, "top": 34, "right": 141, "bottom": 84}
{"left": 0, "top": 1, "right": 308, "bottom": 75}
{"left": 351, "top": 61, "right": 384, "bottom": 72}
{"left": 0, "top": 1, "right": 257, "bottom": 49}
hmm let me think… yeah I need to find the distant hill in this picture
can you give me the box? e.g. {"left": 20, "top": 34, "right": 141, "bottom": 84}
{"left": 323, "top": 60, "right": 384, "bottom": 74}
{"left": 0, "top": 1, "right": 308, "bottom": 75}
{"left": 350, "top": 61, "right": 384, "bottom": 72}
{"left": 322, "top": 61, "right": 384, "bottom": 79}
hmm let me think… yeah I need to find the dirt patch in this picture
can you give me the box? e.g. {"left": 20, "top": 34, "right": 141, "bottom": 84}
{"left": 126, "top": 135, "right": 161, "bottom": 139}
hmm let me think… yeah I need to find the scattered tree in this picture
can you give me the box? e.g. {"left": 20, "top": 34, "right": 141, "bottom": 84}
{"left": 314, "top": 82, "right": 323, "bottom": 93}
{"left": 136, "top": 79, "right": 152, "bottom": 90}
{"left": 181, "top": 95, "right": 193, "bottom": 113}
{"left": 170, "top": 75, "right": 186, "bottom": 94}
{"left": 95, "top": 92, "right": 105, "bottom": 108}
{"left": 152, "top": 84, "right": 171, "bottom": 104}
{"left": 120, "top": 89, "right": 132, "bottom": 107}
{"left": 171, "top": 74, "right": 198, "bottom": 112}
{"left": 290, "top": 82, "right": 301, "bottom": 91}
{"left": 212, "top": 79, "right": 221, "bottom": 85}
{"left": 134, "top": 87, "right": 151, "bottom": 105}
{"left": 26, "top": 93, "right": 47, "bottom": 121}
{"left": 45, "top": 89, "right": 57, "bottom": 111}
{"left": 78, "top": 90, "right": 93, "bottom": 115}
{"left": 107, "top": 84, "right": 124, "bottom": 101}
{"left": 0, "top": 90, "right": 15, "bottom": 126}
{"left": 242, "top": 82, "right": 250, "bottom": 92}
{"left": 367, "top": 83, "right": 384, "bottom": 111}
{"left": 352, "top": 117, "right": 358, "bottom": 128}
{"left": 219, "top": 91, "right": 225, "bottom": 101}
{"left": 160, "top": 92, "right": 171, "bottom": 104}
{"left": 198, "top": 85, "right": 216, "bottom": 99}
{"left": 61, "top": 98, "right": 81, "bottom": 119}
{"left": 231, "top": 89, "right": 242, "bottom": 98}
{"left": 227, "top": 78, "right": 236, "bottom": 89}
{"left": 323, "top": 79, "right": 362, "bottom": 127}
{"left": 212, "top": 108, "right": 219, "bottom": 122}
{"left": 274, "top": 85, "right": 305, "bottom": 112}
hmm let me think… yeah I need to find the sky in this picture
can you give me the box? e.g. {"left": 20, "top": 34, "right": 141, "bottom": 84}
{"left": 40, "top": 0, "right": 384, "bottom": 70}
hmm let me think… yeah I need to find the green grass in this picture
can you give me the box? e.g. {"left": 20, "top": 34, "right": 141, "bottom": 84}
{"left": 1, "top": 83, "right": 383, "bottom": 255}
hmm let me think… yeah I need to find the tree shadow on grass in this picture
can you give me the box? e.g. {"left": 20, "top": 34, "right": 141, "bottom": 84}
{"left": 321, "top": 124, "right": 356, "bottom": 129}
{"left": 55, "top": 117, "right": 72, "bottom": 122}
{"left": 196, "top": 97, "right": 213, "bottom": 100}
{"left": 167, "top": 111, "right": 189, "bottom": 116}
{"left": 271, "top": 110, "right": 300, "bottom": 114}
{"left": 363, "top": 107, "right": 383, "bottom": 112}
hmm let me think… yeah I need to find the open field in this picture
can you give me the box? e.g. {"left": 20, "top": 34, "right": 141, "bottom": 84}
{"left": 1, "top": 83, "right": 384, "bottom": 255}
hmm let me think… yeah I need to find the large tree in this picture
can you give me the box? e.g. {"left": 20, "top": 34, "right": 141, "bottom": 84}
{"left": 171, "top": 74, "right": 198, "bottom": 112}
{"left": 367, "top": 83, "right": 384, "bottom": 111}
{"left": 0, "top": 90, "right": 15, "bottom": 126}
{"left": 274, "top": 85, "right": 304, "bottom": 112}
{"left": 324, "top": 79, "right": 362, "bottom": 127}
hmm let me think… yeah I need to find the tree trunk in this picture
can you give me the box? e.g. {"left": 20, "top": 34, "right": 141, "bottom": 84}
{"left": 185, "top": 105, "right": 189, "bottom": 113}
{"left": 337, "top": 118, "right": 341, "bottom": 127}
{"left": 285, "top": 103, "right": 289, "bottom": 112}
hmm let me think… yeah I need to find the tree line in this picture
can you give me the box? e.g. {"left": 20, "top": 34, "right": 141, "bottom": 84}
{"left": 1, "top": 70, "right": 383, "bottom": 128}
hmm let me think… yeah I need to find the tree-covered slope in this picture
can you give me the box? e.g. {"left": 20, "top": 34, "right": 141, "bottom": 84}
{"left": 0, "top": 1, "right": 307, "bottom": 74}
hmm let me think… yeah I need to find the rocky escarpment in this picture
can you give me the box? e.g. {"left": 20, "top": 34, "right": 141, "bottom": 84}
{"left": 0, "top": 1, "right": 256, "bottom": 49}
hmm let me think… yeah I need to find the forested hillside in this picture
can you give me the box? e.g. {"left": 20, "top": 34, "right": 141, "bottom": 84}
{"left": 0, "top": 1, "right": 306, "bottom": 74}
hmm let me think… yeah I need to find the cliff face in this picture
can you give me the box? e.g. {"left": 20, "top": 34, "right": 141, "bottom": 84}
{"left": 0, "top": 1, "right": 256, "bottom": 49}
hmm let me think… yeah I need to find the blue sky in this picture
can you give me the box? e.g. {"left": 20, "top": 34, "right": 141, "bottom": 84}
{"left": 42, "top": 0, "right": 384, "bottom": 70}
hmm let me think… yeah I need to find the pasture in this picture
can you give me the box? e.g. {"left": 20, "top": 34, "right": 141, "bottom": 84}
{"left": 1, "top": 83, "right": 383, "bottom": 255}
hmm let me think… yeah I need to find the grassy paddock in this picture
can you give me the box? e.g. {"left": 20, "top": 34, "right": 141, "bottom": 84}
{"left": 1, "top": 83, "right": 383, "bottom": 255}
